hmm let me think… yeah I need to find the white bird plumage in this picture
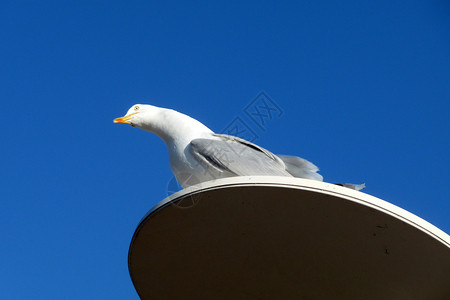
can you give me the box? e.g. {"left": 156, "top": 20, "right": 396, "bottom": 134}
{"left": 114, "top": 104, "right": 364, "bottom": 190}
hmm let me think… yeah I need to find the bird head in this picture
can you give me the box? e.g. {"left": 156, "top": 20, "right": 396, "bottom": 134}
{"left": 113, "top": 104, "right": 151, "bottom": 128}
{"left": 114, "top": 104, "right": 213, "bottom": 145}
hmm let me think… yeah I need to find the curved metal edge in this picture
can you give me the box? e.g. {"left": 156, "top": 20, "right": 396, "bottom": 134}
{"left": 128, "top": 176, "right": 450, "bottom": 287}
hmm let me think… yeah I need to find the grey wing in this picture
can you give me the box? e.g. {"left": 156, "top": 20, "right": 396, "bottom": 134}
{"left": 277, "top": 155, "right": 323, "bottom": 181}
{"left": 189, "top": 134, "right": 292, "bottom": 177}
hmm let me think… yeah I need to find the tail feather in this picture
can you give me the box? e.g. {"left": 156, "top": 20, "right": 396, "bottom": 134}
{"left": 277, "top": 155, "right": 323, "bottom": 182}
{"left": 335, "top": 183, "right": 366, "bottom": 191}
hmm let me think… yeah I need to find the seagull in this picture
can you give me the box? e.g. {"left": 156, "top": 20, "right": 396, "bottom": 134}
{"left": 114, "top": 104, "right": 365, "bottom": 190}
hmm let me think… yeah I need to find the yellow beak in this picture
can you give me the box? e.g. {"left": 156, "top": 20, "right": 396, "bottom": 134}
{"left": 113, "top": 112, "right": 138, "bottom": 124}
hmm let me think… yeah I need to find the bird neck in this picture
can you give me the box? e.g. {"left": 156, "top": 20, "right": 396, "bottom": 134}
{"left": 143, "top": 108, "right": 214, "bottom": 148}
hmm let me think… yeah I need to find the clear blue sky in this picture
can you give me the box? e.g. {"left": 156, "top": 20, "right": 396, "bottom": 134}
{"left": 1, "top": 1, "right": 448, "bottom": 299}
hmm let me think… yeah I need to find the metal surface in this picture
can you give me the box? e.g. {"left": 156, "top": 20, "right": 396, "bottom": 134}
{"left": 128, "top": 177, "right": 450, "bottom": 299}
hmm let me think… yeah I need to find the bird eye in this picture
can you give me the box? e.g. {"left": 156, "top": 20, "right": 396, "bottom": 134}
{"left": 134, "top": 106, "right": 140, "bottom": 111}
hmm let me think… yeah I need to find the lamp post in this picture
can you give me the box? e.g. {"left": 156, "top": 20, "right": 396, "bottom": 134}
{"left": 128, "top": 177, "right": 450, "bottom": 299}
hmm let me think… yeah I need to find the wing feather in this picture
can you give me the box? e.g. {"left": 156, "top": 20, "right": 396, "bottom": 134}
{"left": 189, "top": 135, "right": 291, "bottom": 176}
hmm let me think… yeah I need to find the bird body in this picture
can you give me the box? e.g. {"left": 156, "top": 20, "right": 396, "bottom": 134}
{"left": 114, "top": 104, "right": 363, "bottom": 190}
